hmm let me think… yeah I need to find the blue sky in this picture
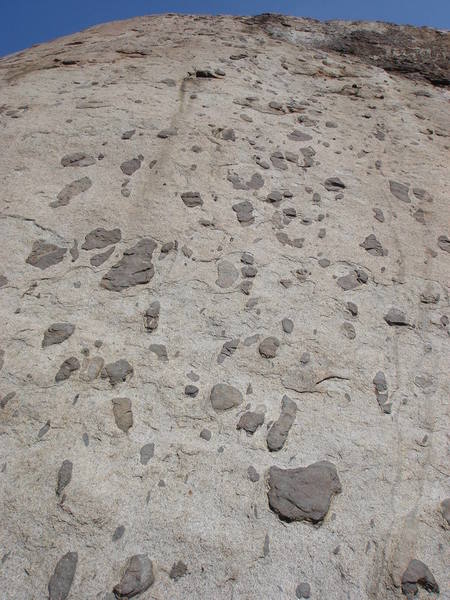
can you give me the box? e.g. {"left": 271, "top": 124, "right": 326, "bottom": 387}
{"left": 1, "top": 0, "right": 449, "bottom": 57}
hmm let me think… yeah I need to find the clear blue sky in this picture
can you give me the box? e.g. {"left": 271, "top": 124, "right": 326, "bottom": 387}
{"left": 1, "top": 0, "right": 449, "bottom": 57}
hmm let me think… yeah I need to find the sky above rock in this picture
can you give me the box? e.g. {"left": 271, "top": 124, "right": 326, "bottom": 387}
{"left": 1, "top": 0, "right": 449, "bottom": 56}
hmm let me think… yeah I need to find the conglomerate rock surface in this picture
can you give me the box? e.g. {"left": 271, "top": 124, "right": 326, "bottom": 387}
{"left": 0, "top": 13, "right": 449, "bottom": 600}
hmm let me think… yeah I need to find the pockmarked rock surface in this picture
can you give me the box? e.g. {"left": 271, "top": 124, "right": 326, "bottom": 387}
{"left": 0, "top": 12, "right": 448, "bottom": 600}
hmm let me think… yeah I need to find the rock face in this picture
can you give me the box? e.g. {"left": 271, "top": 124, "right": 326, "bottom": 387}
{"left": 0, "top": 12, "right": 448, "bottom": 600}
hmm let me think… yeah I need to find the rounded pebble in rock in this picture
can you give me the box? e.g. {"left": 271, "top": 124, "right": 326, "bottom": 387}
{"left": 185, "top": 385, "right": 199, "bottom": 397}
{"left": 247, "top": 466, "right": 260, "bottom": 482}
{"left": 296, "top": 582, "right": 311, "bottom": 598}
{"left": 200, "top": 429, "right": 211, "bottom": 441}
{"left": 282, "top": 318, "right": 294, "bottom": 333}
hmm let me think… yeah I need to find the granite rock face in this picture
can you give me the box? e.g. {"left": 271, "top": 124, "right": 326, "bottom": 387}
{"left": 0, "top": 12, "right": 448, "bottom": 600}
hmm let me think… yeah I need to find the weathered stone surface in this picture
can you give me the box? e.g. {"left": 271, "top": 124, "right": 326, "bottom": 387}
{"left": 26, "top": 241, "right": 67, "bottom": 270}
{"left": 389, "top": 180, "right": 410, "bottom": 202}
{"left": 52, "top": 176, "right": 92, "bottom": 207}
{"left": 440, "top": 498, "right": 450, "bottom": 525}
{"left": 140, "top": 443, "right": 154, "bottom": 465}
{"left": 360, "top": 234, "right": 386, "bottom": 256}
{"left": 90, "top": 246, "right": 115, "bottom": 266}
{"left": 102, "top": 360, "right": 133, "bottom": 385}
{"left": 384, "top": 308, "right": 409, "bottom": 326}
{"left": 101, "top": 239, "right": 156, "bottom": 291}
{"left": 267, "top": 395, "right": 297, "bottom": 451}
{"left": 181, "top": 191, "right": 203, "bottom": 207}
{"left": 210, "top": 383, "right": 243, "bottom": 411}
{"left": 42, "top": 323, "right": 75, "bottom": 347}
{"left": 216, "top": 260, "right": 239, "bottom": 288}
{"left": 55, "top": 357, "right": 80, "bottom": 382}
{"left": 113, "top": 554, "right": 154, "bottom": 597}
{"left": 61, "top": 153, "right": 95, "bottom": 167}
{"left": 169, "top": 560, "right": 188, "bottom": 581}
{"left": 232, "top": 200, "right": 254, "bottom": 224}
{"left": 282, "top": 318, "right": 294, "bottom": 333}
{"left": 217, "top": 339, "right": 239, "bottom": 364}
{"left": 112, "top": 397, "right": 133, "bottom": 433}
{"left": 296, "top": 582, "right": 311, "bottom": 599}
{"left": 401, "top": 559, "right": 439, "bottom": 598}
{"left": 48, "top": 552, "right": 78, "bottom": 600}
{"left": 437, "top": 235, "right": 450, "bottom": 253}
{"left": 144, "top": 301, "right": 160, "bottom": 332}
{"left": 236, "top": 411, "right": 264, "bottom": 434}
{"left": 324, "top": 177, "right": 346, "bottom": 191}
{"left": 120, "top": 157, "right": 141, "bottom": 176}
{"left": 56, "top": 460, "right": 73, "bottom": 496}
{"left": 259, "top": 337, "right": 280, "bottom": 359}
{"left": 82, "top": 228, "right": 121, "bottom": 250}
{"left": 268, "top": 461, "right": 342, "bottom": 523}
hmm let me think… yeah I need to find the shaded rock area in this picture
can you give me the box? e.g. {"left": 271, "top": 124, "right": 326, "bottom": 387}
{"left": 0, "top": 12, "right": 448, "bottom": 600}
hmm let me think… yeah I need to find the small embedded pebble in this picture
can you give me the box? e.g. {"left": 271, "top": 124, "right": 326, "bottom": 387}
{"left": 300, "top": 352, "right": 310, "bottom": 365}
{"left": 347, "top": 302, "right": 358, "bottom": 316}
{"left": 112, "top": 525, "right": 125, "bottom": 541}
{"left": 259, "top": 337, "right": 280, "bottom": 359}
{"left": 48, "top": 552, "right": 78, "bottom": 600}
{"left": 170, "top": 560, "right": 188, "bottom": 581}
{"left": 140, "top": 443, "right": 155, "bottom": 465}
{"left": 342, "top": 321, "right": 356, "bottom": 339}
{"left": 282, "top": 318, "right": 294, "bottom": 333}
{"left": 318, "top": 258, "right": 330, "bottom": 268}
{"left": 241, "top": 252, "right": 254, "bottom": 265}
{"left": 185, "top": 385, "right": 199, "bottom": 397}
{"left": 56, "top": 460, "right": 73, "bottom": 496}
{"left": 296, "top": 582, "right": 311, "bottom": 598}
{"left": 247, "top": 466, "right": 260, "bottom": 482}
{"left": 38, "top": 420, "right": 50, "bottom": 439}
{"left": 200, "top": 429, "right": 211, "bottom": 441}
